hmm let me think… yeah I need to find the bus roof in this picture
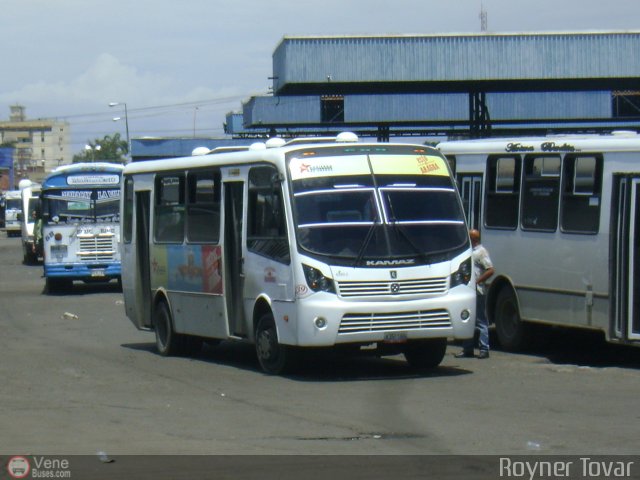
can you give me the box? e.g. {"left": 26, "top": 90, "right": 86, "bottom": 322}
{"left": 123, "top": 136, "right": 438, "bottom": 176}
{"left": 51, "top": 162, "right": 125, "bottom": 174}
{"left": 42, "top": 162, "right": 124, "bottom": 189}
{"left": 438, "top": 132, "right": 640, "bottom": 155}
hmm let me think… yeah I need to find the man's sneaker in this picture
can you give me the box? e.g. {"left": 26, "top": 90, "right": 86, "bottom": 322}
{"left": 478, "top": 350, "right": 490, "bottom": 359}
{"left": 454, "top": 351, "right": 474, "bottom": 358}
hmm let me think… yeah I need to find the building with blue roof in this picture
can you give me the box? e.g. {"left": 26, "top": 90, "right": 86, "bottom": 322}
{"left": 133, "top": 31, "right": 640, "bottom": 159}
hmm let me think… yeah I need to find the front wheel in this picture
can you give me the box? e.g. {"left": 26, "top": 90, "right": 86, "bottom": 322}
{"left": 494, "top": 288, "right": 529, "bottom": 351}
{"left": 404, "top": 338, "right": 447, "bottom": 370}
{"left": 255, "top": 313, "right": 297, "bottom": 375}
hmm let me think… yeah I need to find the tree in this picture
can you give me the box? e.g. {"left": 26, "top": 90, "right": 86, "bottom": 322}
{"left": 73, "top": 133, "right": 128, "bottom": 164}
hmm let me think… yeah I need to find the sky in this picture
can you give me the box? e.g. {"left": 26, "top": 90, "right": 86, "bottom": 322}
{"left": 1, "top": 0, "right": 639, "bottom": 154}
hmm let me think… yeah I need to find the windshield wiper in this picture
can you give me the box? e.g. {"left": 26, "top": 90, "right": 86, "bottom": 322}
{"left": 385, "top": 196, "right": 431, "bottom": 263}
{"left": 353, "top": 215, "right": 379, "bottom": 267}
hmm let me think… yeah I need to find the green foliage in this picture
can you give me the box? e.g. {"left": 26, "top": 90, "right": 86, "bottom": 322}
{"left": 73, "top": 133, "right": 128, "bottom": 164}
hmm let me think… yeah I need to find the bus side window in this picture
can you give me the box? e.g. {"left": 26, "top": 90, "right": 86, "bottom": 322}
{"left": 154, "top": 175, "right": 185, "bottom": 243}
{"left": 247, "top": 166, "right": 290, "bottom": 264}
{"left": 123, "top": 177, "right": 134, "bottom": 244}
{"left": 521, "top": 155, "right": 561, "bottom": 232}
{"left": 186, "top": 170, "right": 221, "bottom": 243}
{"left": 560, "top": 154, "right": 602, "bottom": 234}
{"left": 484, "top": 155, "right": 521, "bottom": 229}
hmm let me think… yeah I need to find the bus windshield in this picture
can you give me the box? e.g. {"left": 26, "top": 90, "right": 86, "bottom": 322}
{"left": 42, "top": 188, "right": 121, "bottom": 224}
{"left": 289, "top": 151, "right": 468, "bottom": 265}
{"left": 6, "top": 199, "right": 21, "bottom": 211}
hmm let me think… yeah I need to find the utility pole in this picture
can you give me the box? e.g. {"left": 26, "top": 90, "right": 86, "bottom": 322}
{"left": 480, "top": 2, "right": 488, "bottom": 32}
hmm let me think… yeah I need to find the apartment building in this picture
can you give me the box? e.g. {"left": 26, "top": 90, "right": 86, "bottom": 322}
{"left": 0, "top": 105, "right": 71, "bottom": 186}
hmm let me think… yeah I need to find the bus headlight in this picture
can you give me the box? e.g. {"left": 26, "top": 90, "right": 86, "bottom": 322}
{"left": 302, "top": 264, "right": 336, "bottom": 293}
{"left": 450, "top": 257, "right": 472, "bottom": 288}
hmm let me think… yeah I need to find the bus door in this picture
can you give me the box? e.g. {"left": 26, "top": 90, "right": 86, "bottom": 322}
{"left": 135, "top": 191, "right": 152, "bottom": 328}
{"left": 612, "top": 176, "right": 640, "bottom": 342}
{"left": 457, "top": 174, "right": 483, "bottom": 230}
{"left": 223, "top": 181, "right": 246, "bottom": 336}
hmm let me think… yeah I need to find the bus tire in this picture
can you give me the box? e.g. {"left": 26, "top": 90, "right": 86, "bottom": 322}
{"left": 153, "top": 301, "right": 182, "bottom": 356}
{"left": 404, "top": 338, "right": 447, "bottom": 370}
{"left": 494, "top": 288, "right": 529, "bottom": 351}
{"left": 255, "top": 313, "right": 296, "bottom": 375}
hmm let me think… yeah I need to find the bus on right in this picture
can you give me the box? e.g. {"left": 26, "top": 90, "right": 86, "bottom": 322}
{"left": 439, "top": 132, "right": 640, "bottom": 350}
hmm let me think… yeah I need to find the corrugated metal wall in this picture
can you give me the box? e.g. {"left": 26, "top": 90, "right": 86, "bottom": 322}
{"left": 238, "top": 91, "right": 611, "bottom": 126}
{"left": 243, "top": 96, "right": 320, "bottom": 125}
{"left": 272, "top": 33, "right": 640, "bottom": 88}
{"left": 487, "top": 91, "right": 611, "bottom": 119}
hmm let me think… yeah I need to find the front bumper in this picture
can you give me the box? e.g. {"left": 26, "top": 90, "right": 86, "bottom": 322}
{"left": 44, "top": 262, "right": 121, "bottom": 281}
{"left": 281, "top": 287, "right": 476, "bottom": 347}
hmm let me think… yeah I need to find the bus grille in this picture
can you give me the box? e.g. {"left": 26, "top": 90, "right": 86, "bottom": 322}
{"left": 339, "top": 309, "right": 451, "bottom": 334}
{"left": 337, "top": 277, "right": 448, "bottom": 298}
{"left": 77, "top": 234, "right": 116, "bottom": 261}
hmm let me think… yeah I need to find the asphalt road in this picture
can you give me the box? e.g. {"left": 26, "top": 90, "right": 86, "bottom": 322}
{"left": 1, "top": 232, "right": 639, "bottom": 458}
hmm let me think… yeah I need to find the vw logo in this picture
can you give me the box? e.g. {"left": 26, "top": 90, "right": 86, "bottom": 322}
{"left": 390, "top": 283, "right": 400, "bottom": 294}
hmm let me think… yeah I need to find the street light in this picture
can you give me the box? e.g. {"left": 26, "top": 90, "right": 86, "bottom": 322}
{"left": 84, "top": 144, "right": 101, "bottom": 162}
{"left": 109, "top": 102, "right": 130, "bottom": 160}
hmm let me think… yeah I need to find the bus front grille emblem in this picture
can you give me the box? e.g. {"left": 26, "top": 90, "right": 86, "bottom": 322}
{"left": 390, "top": 283, "right": 400, "bottom": 294}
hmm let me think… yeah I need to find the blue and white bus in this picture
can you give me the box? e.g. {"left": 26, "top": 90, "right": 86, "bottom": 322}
{"left": 41, "top": 162, "right": 124, "bottom": 292}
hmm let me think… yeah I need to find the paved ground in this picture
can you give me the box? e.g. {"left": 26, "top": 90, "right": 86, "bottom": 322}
{"left": 1, "top": 232, "right": 640, "bottom": 459}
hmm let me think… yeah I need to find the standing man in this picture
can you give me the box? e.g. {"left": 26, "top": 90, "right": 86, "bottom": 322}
{"left": 456, "top": 229, "right": 495, "bottom": 359}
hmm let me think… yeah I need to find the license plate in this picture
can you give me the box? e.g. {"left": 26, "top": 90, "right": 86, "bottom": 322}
{"left": 383, "top": 331, "right": 408, "bottom": 344}
{"left": 91, "top": 269, "right": 105, "bottom": 277}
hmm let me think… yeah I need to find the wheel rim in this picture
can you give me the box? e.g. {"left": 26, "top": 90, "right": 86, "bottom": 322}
{"left": 256, "top": 326, "right": 277, "bottom": 363}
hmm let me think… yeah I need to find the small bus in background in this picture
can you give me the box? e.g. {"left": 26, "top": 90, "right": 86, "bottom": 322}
{"left": 438, "top": 132, "right": 640, "bottom": 350}
{"left": 41, "top": 162, "right": 124, "bottom": 292}
{"left": 121, "top": 133, "right": 476, "bottom": 374}
{"left": 19, "top": 179, "right": 42, "bottom": 264}
{"left": 4, "top": 189, "right": 22, "bottom": 237}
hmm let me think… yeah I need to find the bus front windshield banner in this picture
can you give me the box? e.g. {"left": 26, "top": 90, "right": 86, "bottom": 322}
{"left": 290, "top": 153, "right": 468, "bottom": 266}
{"left": 43, "top": 188, "right": 121, "bottom": 224}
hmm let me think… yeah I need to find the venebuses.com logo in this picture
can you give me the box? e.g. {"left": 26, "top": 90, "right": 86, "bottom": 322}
{"left": 6, "top": 455, "right": 72, "bottom": 478}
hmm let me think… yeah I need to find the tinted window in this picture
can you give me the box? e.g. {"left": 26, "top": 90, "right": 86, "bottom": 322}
{"left": 560, "top": 155, "right": 602, "bottom": 234}
{"left": 484, "top": 155, "right": 521, "bottom": 229}
{"left": 521, "top": 155, "right": 561, "bottom": 232}
{"left": 247, "top": 166, "right": 290, "bottom": 263}
{"left": 123, "top": 177, "right": 133, "bottom": 243}
{"left": 154, "top": 175, "right": 185, "bottom": 243}
{"left": 187, "top": 170, "right": 221, "bottom": 243}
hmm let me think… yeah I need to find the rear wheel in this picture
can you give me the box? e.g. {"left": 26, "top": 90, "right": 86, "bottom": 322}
{"left": 404, "top": 338, "right": 447, "bottom": 370}
{"left": 255, "top": 313, "right": 297, "bottom": 375}
{"left": 153, "top": 301, "right": 182, "bottom": 356}
{"left": 494, "top": 288, "right": 529, "bottom": 351}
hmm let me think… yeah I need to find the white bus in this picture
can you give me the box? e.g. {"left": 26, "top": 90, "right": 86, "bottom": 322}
{"left": 41, "top": 162, "right": 124, "bottom": 292}
{"left": 19, "top": 179, "right": 42, "bottom": 264}
{"left": 121, "top": 134, "right": 476, "bottom": 374}
{"left": 4, "top": 189, "right": 22, "bottom": 237}
{"left": 438, "top": 132, "right": 640, "bottom": 350}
